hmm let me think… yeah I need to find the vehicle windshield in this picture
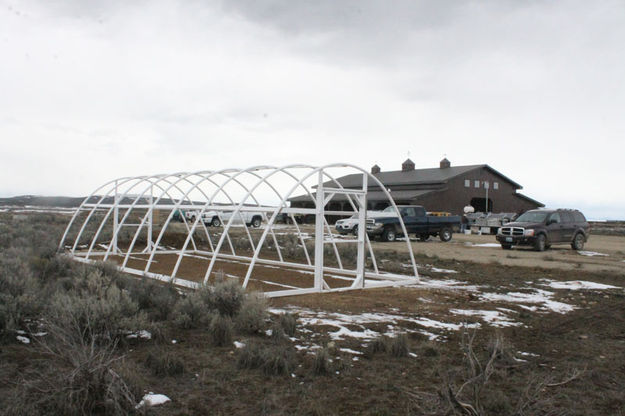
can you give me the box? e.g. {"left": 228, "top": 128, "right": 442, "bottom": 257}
{"left": 515, "top": 211, "right": 549, "bottom": 223}
{"left": 382, "top": 206, "right": 396, "bottom": 213}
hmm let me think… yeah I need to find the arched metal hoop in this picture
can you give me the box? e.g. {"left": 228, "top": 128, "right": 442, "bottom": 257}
{"left": 60, "top": 164, "right": 419, "bottom": 297}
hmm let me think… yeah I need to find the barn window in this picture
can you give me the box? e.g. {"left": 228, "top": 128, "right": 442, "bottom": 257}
{"left": 474, "top": 180, "right": 480, "bottom": 188}
{"left": 494, "top": 182, "right": 499, "bottom": 190}
{"left": 464, "top": 179, "right": 470, "bottom": 187}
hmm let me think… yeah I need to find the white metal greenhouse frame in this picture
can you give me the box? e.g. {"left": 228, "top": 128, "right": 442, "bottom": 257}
{"left": 60, "top": 164, "right": 419, "bottom": 297}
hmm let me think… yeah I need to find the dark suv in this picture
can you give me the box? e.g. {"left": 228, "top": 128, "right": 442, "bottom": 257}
{"left": 496, "top": 209, "right": 589, "bottom": 251}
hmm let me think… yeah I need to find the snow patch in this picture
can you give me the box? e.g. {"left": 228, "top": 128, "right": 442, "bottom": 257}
{"left": 234, "top": 341, "right": 246, "bottom": 349}
{"left": 480, "top": 289, "right": 575, "bottom": 314}
{"left": 578, "top": 251, "right": 608, "bottom": 257}
{"left": 430, "top": 267, "right": 458, "bottom": 274}
{"left": 294, "top": 344, "right": 321, "bottom": 353}
{"left": 272, "top": 306, "right": 477, "bottom": 341}
{"left": 17, "top": 335, "right": 30, "bottom": 344}
{"left": 329, "top": 326, "right": 379, "bottom": 341}
{"left": 518, "top": 351, "right": 539, "bottom": 357}
{"left": 126, "top": 330, "right": 152, "bottom": 340}
{"left": 541, "top": 279, "right": 620, "bottom": 290}
{"left": 339, "top": 348, "right": 363, "bottom": 355}
{"left": 136, "top": 393, "right": 171, "bottom": 408}
{"left": 408, "top": 277, "right": 478, "bottom": 291}
{"left": 450, "top": 309, "right": 522, "bottom": 327}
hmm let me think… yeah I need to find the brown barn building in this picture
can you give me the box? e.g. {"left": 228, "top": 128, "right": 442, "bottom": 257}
{"left": 290, "top": 158, "right": 543, "bottom": 215}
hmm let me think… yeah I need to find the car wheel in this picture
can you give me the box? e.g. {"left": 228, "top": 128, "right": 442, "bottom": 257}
{"left": 251, "top": 217, "right": 262, "bottom": 228}
{"left": 351, "top": 225, "right": 359, "bottom": 236}
{"left": 211, "top": 217, "right": 221, "bottom": 227}
{"left": 382, "top": 227, "right": 396, "bottom": 242}
{"left": 190, "top": 215, "right": 196, "bottom": 222}
{"left": 439, "top": 227, "right": 452, "bottom": 242}
{"left": 571, "top": 233, "right": 585, "bottom": 250}
{"left": 534, "top": 234, "right": 546, "bottom": 251}
{"left": 501, "top": 244, "right": 512, "bottom": 250}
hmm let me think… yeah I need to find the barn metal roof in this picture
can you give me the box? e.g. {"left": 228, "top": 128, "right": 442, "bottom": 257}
{"left": 514, "top": 192, "right": 545, "bottom": 207}
{"left": 289, "top": 189, "right": 435, "bottom": 203}
{"left": 319, "top": 164, "right": 523, "bottom": 190}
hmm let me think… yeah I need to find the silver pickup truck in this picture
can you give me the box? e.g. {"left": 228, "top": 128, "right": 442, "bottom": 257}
{"left": 185, "top": 210, "right": 263, "bottom": 228}
{"left": 335, "top": 210, "right": 394, "bottom": 235}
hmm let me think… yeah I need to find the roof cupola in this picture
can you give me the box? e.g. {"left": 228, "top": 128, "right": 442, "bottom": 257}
{"left": 401, "top": 158, "right": 415, "bottom": 172}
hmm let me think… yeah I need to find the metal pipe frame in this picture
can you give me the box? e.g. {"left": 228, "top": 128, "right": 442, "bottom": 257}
{"left": 60, "top": 164, "right": 419, "bottom": 297}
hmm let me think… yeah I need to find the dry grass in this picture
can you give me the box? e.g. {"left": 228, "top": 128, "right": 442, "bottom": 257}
{"left": 1, "top": 212, "right": 624, "bottom": 415}
{"left": 236, "top": 341, "right": 293, "bottom": 376}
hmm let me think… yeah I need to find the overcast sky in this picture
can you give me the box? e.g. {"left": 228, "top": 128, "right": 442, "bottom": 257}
{"left": 1, "top": 0, "right": 624, "bottom": 219}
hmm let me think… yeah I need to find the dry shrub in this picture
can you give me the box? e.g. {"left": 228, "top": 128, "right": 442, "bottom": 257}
{"left": 208, "top": 276, "right": 245, "bottom": 317}
{"left": 237, "top": 342, "right": 292, "bottom": 376}
{"left": 389, "top": 333, "right": 409, "bottom": 358}
{"left": 209, "top": 314, "right": 234, "bottom": 347}
{"left": 405, "top": 331, "right": 573, "bottom": 416}
{"left": 312, "top": 348, "right": 331, "bottom": 375}
{"left": 10, "top": 317, "right": 137, "bottom": 415}
{"left": 31, "top": 253, "right": 75, "bottom": 283}
{"left": 0, "top": 291, "right": 42, "bottom": 335}
{"left": 127, "top": 276, "right": 179, "bottom": 321}
{"left": 262, "top": 348, "right": 291, "bottom": 376}
{"left": 0, "top": 252, "right": 43, "bottom": 334}
{"left": 365, "top": 334, "right": 409, "bottom": 358}
{"left": 144, "top": 349, "right": 185, "bottom": 377}
{"left": 421, "top": 341, "right": 441, "bottom": 358}
{"left": 171, "top": 286, "right": 215, "bottom": 329}
{"left": 276, "top": 312, "right": 297, "bottom": 337}
{"left": 47, "top": 271, "right": 149, "bottom": 343}
{"left": 237, "top": 342, "right": 265, "bottom": 370}
{"left": 172, "top": 276, "right": 246, "bottom": 329}
{"left": 280, "top": 234, "right": 304, "bottom": 259}
{"left": 367, "top": 335, "right": 389, "bottom": 355}
{"left": 235, "top": 293, "right": 268, "bottom": 334}
{"left": 271, "top": 323, "right": 288, "bottom": 343}
{"left": 172, "top": 277, "right": 268, "bottom": 335}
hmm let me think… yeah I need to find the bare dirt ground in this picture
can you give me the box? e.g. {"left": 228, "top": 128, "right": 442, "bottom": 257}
{"left": 5, "top": 212, "right": 625, "bottom": 414}
{"left": 380, "top": 232, "right": 625, "bottom": 275}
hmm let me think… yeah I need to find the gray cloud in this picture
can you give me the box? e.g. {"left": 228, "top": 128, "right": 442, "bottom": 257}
{"left": 1, "top": 0, "right": 624, "bottom": 218}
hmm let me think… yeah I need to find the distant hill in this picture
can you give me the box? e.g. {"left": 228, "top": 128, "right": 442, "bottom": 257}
{"left": 0, "top": 195, "right": 227, "bottom": 208}
{"left": 0, "top": 195, "right": 85, "bottom": 208}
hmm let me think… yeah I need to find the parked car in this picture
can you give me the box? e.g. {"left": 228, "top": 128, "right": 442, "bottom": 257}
{"left": 472, "top": 212, "right": 518, "bottom": 234}
{"left": 185, "top": 209, "right": 263, "bottom": 228}
{"left": 335, "top": 214, "right": 360, "bottom": 235}
{"left": 172, "top": 209, "right": 185, "bottom": 222}
{"left": 366, "top": 205, "right": 461, "bottom": 242}
{"left": 496, "top": 208, "right": 589, "bottom": 251}
{"left": 334, "top": 210, "right": 389, "bottom": 235}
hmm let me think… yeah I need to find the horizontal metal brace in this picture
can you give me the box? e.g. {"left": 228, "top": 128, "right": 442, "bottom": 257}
{"left": 281, "top": 208, "right": 358, "bottom": 216}
{"left": 82, "top": 204, "right": 357, "bottom": 217}
{"left": 323, "top": 239, "right": 360, "bottom": 244}
{"left": 323, "top": 188, "right": 366, "bottom": 195}
{"left": 83, "top": 203, "right": 281, "bottom": 212}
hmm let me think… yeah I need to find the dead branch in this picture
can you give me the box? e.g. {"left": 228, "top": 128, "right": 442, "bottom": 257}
{"left": 546, "top": 367, "right": 585, "bottom": 388}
